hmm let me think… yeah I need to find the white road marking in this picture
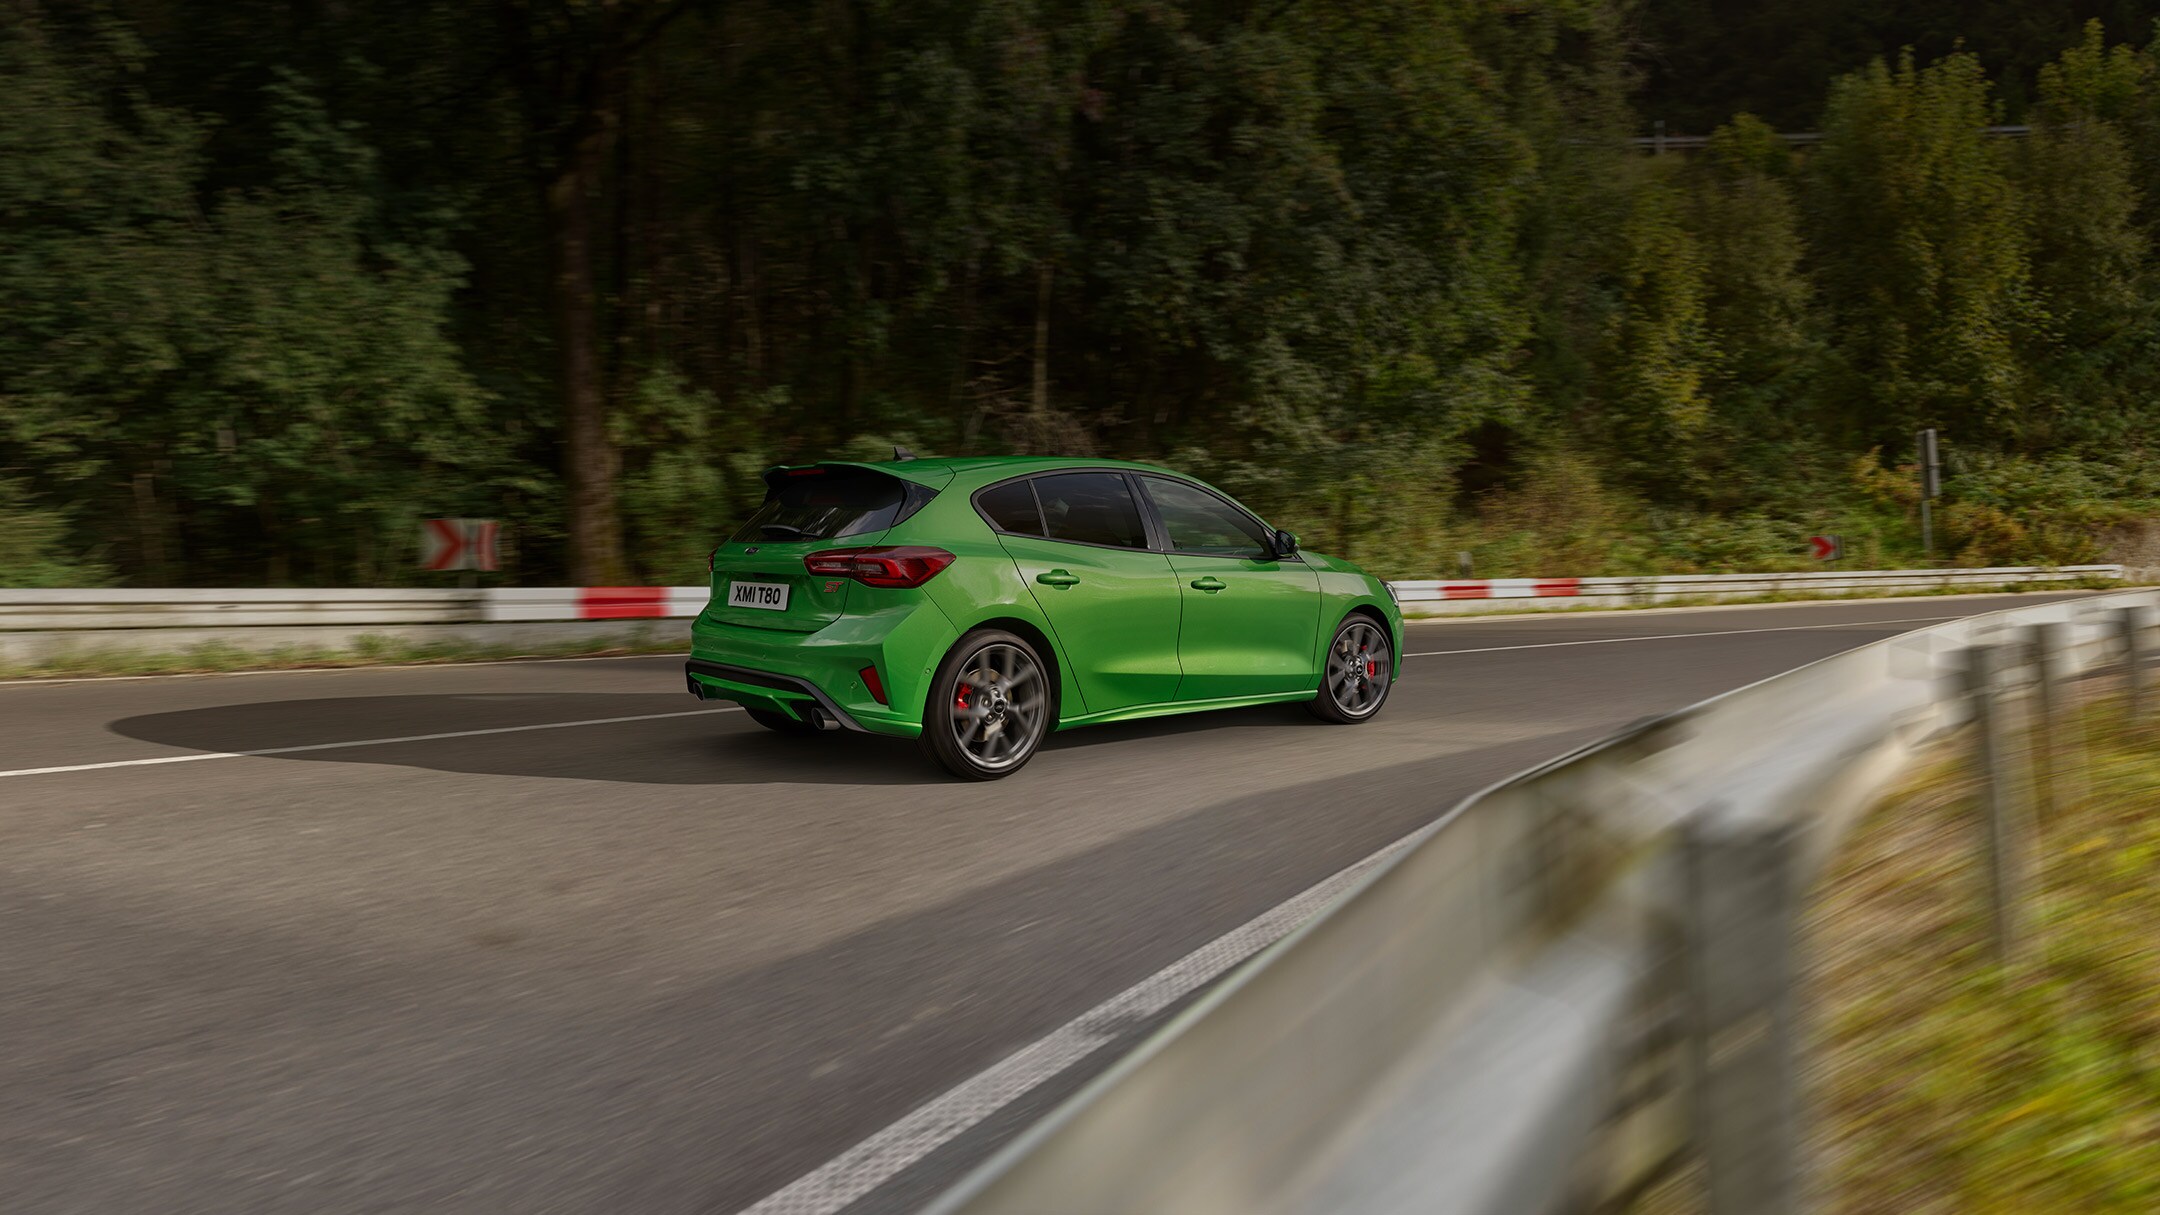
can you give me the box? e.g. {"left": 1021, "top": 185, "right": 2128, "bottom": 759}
{"left": 1403, "top": 613, "right": 1961, "bottom": 658}
{"left": 735, "top": 832, "right": 1418, "bottom": 1215}
{"left": 0, "top": 707, "right": 740, "bottom": 779}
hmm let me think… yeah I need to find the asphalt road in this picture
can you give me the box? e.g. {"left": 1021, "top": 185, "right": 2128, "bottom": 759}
{"left": 0, "top": 593, "right": 2087, "bottom": 1214}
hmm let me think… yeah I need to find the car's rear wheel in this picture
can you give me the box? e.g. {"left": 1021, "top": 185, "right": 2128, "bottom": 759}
{"left": 1309, "top": 615, "right": 1393, "bottom": 723}
{"left": 921, "top": 629, "right": 1051, "bottom": 780}
{"left": 746, "top": 707, "right": 817, "bottom": 734}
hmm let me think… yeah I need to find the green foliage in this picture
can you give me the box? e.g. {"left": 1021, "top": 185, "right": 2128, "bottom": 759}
{"left": 1814, "top": 695, "right": 2160, "bottom": 1213}
{"left": 1601, "top": 176, "right": 1715, "bottom": 498}
{"left": 0, "top": 9, "right": 501, "bottom": 585}
{"left": 2013, "top": 22, "right": 2160, "bottom": 451}
{"left": 0, "top": 476, "right": 109, "bottom": 587}
{"left": 1808, "top": 51, "right": 2035, "bottom": 448}
{"left": 1, "top": 2, "right": 2157, "bottom": 586}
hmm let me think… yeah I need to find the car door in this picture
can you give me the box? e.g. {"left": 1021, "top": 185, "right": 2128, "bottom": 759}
{"left": 1137, "top": 475, "right": 1321, "bottom": 701}
{"left": 982, "top": 471, "right": 1184, "bottom": 715}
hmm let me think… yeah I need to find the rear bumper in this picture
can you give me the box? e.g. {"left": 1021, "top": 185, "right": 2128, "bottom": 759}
{"left": 685, "top": 660, "right": 867, "bottom": 732}
{"left": 686, "top": 600, "right": 956, "bottom": 738}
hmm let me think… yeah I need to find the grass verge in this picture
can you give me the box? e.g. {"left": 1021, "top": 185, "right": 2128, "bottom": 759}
{"left": 0, "top": 629, "right": 688, "bottom": 681}
{"left": 1807, "top": 693, "right": 2160, "bottom": 1213}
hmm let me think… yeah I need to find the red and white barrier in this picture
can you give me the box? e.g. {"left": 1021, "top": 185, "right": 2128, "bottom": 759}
{"left": 483, "top": 587, "right": 707, "bottom": 623}
{"left": 1390, "top": 566, "right": 2121, "bottom": 615}
{"left": 1408, "top": 578, "right": 1583, "bottom": 601}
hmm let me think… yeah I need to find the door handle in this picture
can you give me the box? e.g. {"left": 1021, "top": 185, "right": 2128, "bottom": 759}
{"left": 1190, "top": 577, "right": 1226, "bottom": 592}
{"left": 1037, "top": 570, "right": 1081, "bottom": 588}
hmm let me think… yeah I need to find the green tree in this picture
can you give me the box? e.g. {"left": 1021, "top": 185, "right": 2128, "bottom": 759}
{"left": 2012, "top": 21, "right": 2158, "bottom": 450}
{"left": 0, "top": 8, "right": 496, "bottom": 585}
{"left": 1601, "top": 175, "right": 1716, "bottom": 498}
{"left": 1688, "top": 115, "right": 1827, "bottom": 510}
{"left": 1808, "top": 50, "right": 2035, "bottom": 448}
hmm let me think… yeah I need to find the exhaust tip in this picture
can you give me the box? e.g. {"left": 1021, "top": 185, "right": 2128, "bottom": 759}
{"left": 804, "top": 707, "right": 842, "bottom": 732}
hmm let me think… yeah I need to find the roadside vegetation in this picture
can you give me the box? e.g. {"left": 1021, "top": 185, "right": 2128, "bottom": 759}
{"left": 4, "top": 5, "right": 2159, "bottom": 589}
{"left": 1806, "top": 693, "right": 2160, "bottom": 1212}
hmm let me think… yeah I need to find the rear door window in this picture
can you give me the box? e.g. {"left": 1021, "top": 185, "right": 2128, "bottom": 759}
{"left": 732, "top": 467, "right": 907, "bottom": 543}
{"left": 1033, "top": 473, "right": 1149, "bottom": 549}
{"left": 976, "top": 479, "right": 1045, "bottom": 536}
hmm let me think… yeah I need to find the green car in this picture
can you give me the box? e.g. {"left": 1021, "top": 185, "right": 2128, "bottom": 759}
{"left": 687, "top": 454, "right": 1403, "bottom": 779}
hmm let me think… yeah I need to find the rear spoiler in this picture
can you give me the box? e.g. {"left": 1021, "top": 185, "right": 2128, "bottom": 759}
{"left": 755, "top": 463, "right": 945, "bottom": 525}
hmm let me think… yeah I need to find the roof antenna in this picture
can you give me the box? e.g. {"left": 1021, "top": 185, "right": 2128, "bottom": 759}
{"left": 893, "top": 445, "right": 917, "bottom": 461}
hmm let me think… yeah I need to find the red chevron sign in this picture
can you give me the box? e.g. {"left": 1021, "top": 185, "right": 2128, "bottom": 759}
{"left": 420, "top": 518, "right": 500, "bottom": 572}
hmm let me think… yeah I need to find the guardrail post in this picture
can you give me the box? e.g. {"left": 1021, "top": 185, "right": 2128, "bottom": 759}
{"left": 1961, "top": 645, "right": 2025, "bottom": 958}
{"left": 1683, "top": 815, "right": 1802, "bottom": 1215}
{"left": 2120, "top": 606, "right": 2149, "bottom": 722}
{"left": 2026, "top": 623, "right": 2062, "bottom": 822}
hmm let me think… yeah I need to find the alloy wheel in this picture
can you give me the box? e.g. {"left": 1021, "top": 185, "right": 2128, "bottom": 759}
{"left": 1325, "top": 620, "right": 1391, "bottom": 719}
{"left": 948, "top": 641, "right": 1048, "bottom": 772}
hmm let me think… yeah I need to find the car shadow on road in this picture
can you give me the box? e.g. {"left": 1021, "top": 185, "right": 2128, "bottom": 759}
{"left": 108, "top": 693, "right": 933, "bottom": 786}
{"left": 113, "top": 691, "right": 1330, "bottom": 786}
{"left": 106, "top": 693, "right": 1318, "bottom": 787}
{"left": 1037, "top": 700, "right": 1314, "bottom": 751}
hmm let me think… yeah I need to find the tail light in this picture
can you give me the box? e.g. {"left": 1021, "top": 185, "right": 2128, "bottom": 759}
{"left": 708, "top": 545, "right": 720, "bottom": 574}
{"left": 804, "top": 545, "right": 956, "bottom": 589}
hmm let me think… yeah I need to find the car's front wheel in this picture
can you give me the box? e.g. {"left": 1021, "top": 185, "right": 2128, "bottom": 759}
{"left": 921, "top": 629, "right": 1052, "bottom": 779}
{"left": 1309, "top": 615, "right": 1394, "bottom": 723}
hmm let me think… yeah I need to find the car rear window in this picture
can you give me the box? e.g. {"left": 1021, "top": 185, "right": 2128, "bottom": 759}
{"left": 732, "top": 467, "right": 909, "bottom": 542}
{"left": 1033, "top": 472, "right": 1149, "bottom": 549}
{"left": 976, "top": 480, "right": 1045, "bottom": 536}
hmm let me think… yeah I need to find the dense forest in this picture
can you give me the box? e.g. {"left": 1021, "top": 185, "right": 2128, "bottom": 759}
{"left": 4, "top": 0, "right": 2159, "bottom": 587}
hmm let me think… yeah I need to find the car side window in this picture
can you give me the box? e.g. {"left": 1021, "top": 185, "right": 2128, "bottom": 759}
{"left": 1032, "top": 473, "right": 1150, "bottom": 549}
{"left": 976, "top": 479, "right": 1045, "bottom": 536}
{"left": 1140, "top": 477, "right": 1272, "bottom": 558}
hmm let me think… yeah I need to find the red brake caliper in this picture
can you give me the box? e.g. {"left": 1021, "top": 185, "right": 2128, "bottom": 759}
{"left": 1361, "top": 646, "right": 1374, "bottom": 678}
{"left": 955, "top": 682, "right": 972, "bottom": 710}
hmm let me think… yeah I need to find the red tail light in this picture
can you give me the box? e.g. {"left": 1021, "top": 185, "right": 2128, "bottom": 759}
{"left": 803, "top": 545, "right": 956, "bottom": 589}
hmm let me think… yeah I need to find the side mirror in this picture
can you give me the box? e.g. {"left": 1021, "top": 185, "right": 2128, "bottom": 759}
{"left": 1271, "top": 529, "right": 1299, "bottom": 559}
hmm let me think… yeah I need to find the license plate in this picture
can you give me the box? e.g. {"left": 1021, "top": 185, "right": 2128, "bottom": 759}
{"left": 727, "top": 580, "right": 790, "bottom": 611}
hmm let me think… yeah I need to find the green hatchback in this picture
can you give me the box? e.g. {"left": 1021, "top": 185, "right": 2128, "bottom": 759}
{"left": 687, "top": 454, "right": 1403, "bottom": 779}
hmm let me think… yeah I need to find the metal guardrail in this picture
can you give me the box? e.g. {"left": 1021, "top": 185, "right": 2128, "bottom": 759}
{"left": 1390, "top": 565, "right": 2123, "bottom": 614}
{"left": 0, "top": 567, "right": 2127, "bottom": 631}
{"left": 925, "top": 588, "right": 2160, "bottom": 1215}
{"left": 0, "top": 587, "right": 706, "bottom": 630}
{"left": 0, "top": 587, "right": 486, "bottom": 630}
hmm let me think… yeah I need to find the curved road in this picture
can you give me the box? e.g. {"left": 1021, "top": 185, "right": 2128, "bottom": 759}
{"left": 0, "top": 593, "right": 2083, "bottom": 1214}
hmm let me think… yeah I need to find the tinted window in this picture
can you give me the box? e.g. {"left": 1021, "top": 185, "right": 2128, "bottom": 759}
{"left": 976, "top": 479, "right": 1045, "bottom": 536}
{"left": 1034, "top": 473, "right": 1149, "bottom": 549}
{"left": 1142, "top": 477, "right": 1272, "bottom": 558}
{"left": 731, "top": 467, "right": 907, "bottom": 542}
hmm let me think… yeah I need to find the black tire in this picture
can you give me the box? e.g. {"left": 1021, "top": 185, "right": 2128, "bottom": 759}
{"left": 1308, "top": 614, "right": 1394, "bottom": 724}
{"left": 746, "top": 706, "right": 817, "bottom": 734}
{"left": 920, "top": 629, "right": 1053, "bottom": 780}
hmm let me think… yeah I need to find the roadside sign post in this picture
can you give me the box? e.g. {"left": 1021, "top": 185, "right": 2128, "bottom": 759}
{"left": 1918, "top": 429, "right": 1942, "bottom": 563}
{"left": 420, "top": 518, "right": 501, "bottom": 588}
{"left": 1807, "top": 534, "right": 1841, "bottom": 563}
